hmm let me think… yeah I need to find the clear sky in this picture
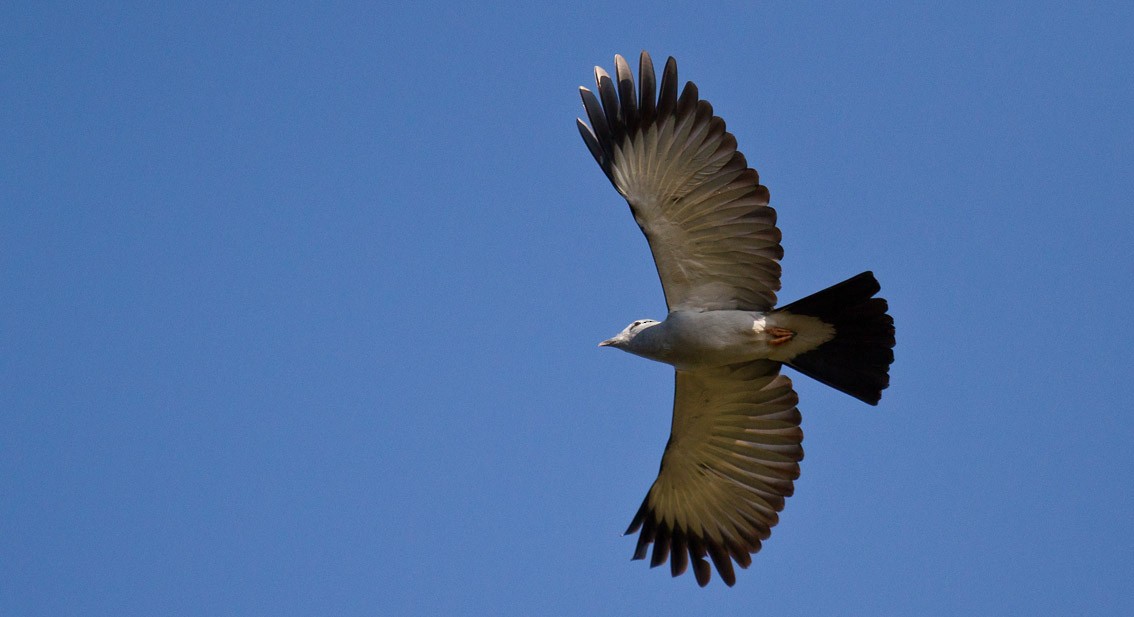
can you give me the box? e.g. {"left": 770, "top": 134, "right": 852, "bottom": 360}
{"left": 3, "top": 1, "right": 1133, "bottom": 615}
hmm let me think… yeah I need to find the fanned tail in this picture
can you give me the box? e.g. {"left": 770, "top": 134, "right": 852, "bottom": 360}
{"left": 777, "top": 271, "right": 895, "bottom": 405}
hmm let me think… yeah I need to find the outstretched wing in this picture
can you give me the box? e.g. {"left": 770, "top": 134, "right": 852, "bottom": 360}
{"left": 577, "top": 52, "right": 783, "bottom": 312}
{"left": 625, "top": 361, "right": 804, "bottom": 587}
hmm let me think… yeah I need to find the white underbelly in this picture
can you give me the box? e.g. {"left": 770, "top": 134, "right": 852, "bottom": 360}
{"left": 659, "top": 310, "right": 768, "bottom": 369}
{"left": 657, "top": 309, "right": 834, "bottom": 369}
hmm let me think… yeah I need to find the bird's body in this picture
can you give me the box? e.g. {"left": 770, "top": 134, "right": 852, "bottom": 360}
{"left": 602, "top": 309, "right": 835, "bottom": 370}
{"left": 577, "top": 52, "right": 895, "bottom": 587}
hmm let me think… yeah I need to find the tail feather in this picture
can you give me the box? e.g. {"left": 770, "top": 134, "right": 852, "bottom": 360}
{"left": 777, "top": 271, "right": 895, "bottom": 405}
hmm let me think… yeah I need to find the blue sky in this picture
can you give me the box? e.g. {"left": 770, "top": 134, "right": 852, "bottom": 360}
{"left": 3, "top": 1, "right": 1132, "bottom": 614}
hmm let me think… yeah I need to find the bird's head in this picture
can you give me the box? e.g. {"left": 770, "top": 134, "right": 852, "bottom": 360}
{"left": 598, "top": 319, "right": 660, "bottom": 350}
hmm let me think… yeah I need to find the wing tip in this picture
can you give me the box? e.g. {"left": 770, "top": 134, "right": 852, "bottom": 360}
{"left": 626, "top": 504, "right": 766, "bottom": 588}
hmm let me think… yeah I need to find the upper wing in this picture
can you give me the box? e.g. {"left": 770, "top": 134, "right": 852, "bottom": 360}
{"left": 577, "top": 52, "right": 784, "bottom": 312}
{"left": 625, "top": 361, "right": 803, "bottom": 587}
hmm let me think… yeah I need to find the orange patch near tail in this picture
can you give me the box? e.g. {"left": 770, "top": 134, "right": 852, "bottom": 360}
{"left": 767, "top": 326, "right": 795, "bottom": 346}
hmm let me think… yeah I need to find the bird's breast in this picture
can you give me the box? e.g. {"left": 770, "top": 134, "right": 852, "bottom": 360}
{"left": 650, "top": 310, "right": 772, "bottom": 370}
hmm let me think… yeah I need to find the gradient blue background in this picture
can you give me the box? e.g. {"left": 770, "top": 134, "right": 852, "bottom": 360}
{"left": 4, "top": 2, "right": 1132, "bottom": 614}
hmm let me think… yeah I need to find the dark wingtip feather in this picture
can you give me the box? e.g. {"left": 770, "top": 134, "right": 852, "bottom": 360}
{"left": 693, "top": 562, "right": 711, "bottom": 587}
{"left": 632, "top": 511, "right": 656, "bottom": 561}
{"left": 730, "top": 543, "right": 753, "bottom": 569}
{"left": 655, "top": 56, "right": 679, "bottom": 123}
{"left": 576, "top": 118, "right": 602, "bottom": 165}
{"left": 594, "top": 67, "right": 621, "bottom": 141}
{"left": 676, "top": 81, "right": 699, "bottom": 116}
{"left": 624, "top": 496, "right": 648, "bottom": 535}
{"left": 614, "top": 54, "right": 638, "bottom": 128}
{"left": 708, "top": 543, "right": 736, "bottom": 587}
{"left": 670, "top": 528, "right": 689, "bottom": 577}
{"left": 649, "top": 525, "right": 671, "bottom": 568}
{"left": 579, "top": 87, "right": 609, "bottom": 145}
{"left": 638, "top": 51, "right": 656, "bottom": 125}
{"left": 688, "top": 536, "right": 712, "bottom": 587}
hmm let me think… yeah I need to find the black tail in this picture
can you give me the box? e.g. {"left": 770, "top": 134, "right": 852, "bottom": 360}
{"left": 777, "top": 271, "right": 895, "bottom": 405}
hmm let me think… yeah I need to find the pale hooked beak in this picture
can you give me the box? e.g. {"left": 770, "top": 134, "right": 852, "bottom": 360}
{"left": 598, "top": 338, "right": 616, "bottom": 347}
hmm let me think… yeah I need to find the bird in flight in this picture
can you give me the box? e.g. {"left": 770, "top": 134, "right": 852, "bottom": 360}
{"left": 577, "top": 52, "right": 896, "bottom": 587}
